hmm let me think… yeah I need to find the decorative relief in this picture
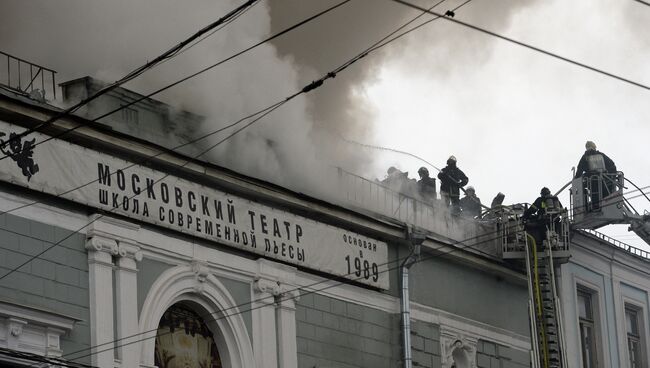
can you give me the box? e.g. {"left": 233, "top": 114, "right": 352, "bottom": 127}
{"left": 8, "top": 320, "right": 24, "bottom": 337}
{"left": 191, "top": 260, "right": 211, "bottom": 293}
{"left": 440, "top": 327, "right": 478, "bottom": 368}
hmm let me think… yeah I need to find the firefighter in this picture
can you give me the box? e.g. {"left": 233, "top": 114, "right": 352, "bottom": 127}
{"left": 522, "top": 187, "right": 563, "bottom": 247}
{"left": 459, "top": 186, "right": 481, "bottom": 218}
{"left": 437, "top": 156, "right": 468, "bottom": 213}
{"left": 575, "top": 141, "right": 617, "bottom": 209}
{"left": 417, "top": 167, "right": 437, "bottom": 203}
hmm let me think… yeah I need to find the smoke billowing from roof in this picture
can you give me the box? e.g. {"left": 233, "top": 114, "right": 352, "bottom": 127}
{"left": 0, "top": 0, "right": 540, "bottom": 200}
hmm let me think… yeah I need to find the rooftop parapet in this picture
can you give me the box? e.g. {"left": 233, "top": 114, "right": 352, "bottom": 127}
{"left": 335, "top": 168, "right": 500, "bottom": 258}
{"left": 59, "top": 76, "right": 204, "bottom": 156}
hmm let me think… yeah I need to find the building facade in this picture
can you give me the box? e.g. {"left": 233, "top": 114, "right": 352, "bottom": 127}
{"left": 560, "top": 229, "right": 650, "bottom": 368}
{"left": 0, "top": 74, "right": 534, "bottom": 368}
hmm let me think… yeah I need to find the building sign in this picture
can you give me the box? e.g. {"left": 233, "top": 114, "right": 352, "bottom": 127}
{"left": 0, "top": 120, "right": 389, "bottom": 289}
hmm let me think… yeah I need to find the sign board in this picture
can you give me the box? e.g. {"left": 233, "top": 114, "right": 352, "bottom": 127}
{"left": 0, "top": 120, "right": 389, "bottom": 289}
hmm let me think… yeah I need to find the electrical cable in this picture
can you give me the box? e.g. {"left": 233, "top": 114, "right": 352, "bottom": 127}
{"left": 368, "top": 0, "right": 473, "bottom": 53}
{"left": 60, "top": 218, "right": 536, "bottom": 364}
{"left": 64, "top": 184, "right": 650, "bottom": 365}
{"left": 158, "top": 0, "right": 263, "bottom": 65}
{"left": 0, "top": 0, "right": 259, "bottom": 157}
{"left": 633, "top": 0, "right": 650, "bottom": 7}
{"left": 20, "top": 185, "right": 650, "bottom": 365}
{"left": 0, "top": 0, "right": 352, "bottom": 162}
{"left": 390, "top": 0, "right": 650, "bottom": 92}
{"left": 0, "top": 0, "right": 463, "bottom": 282}
{"left": 0, "top": 346, "right": 97, "bottom": 368}
{"left": 0, "top": 0, "right": 644, "bottom": 360}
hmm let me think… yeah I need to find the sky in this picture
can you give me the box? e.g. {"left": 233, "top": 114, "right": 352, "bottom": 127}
{"left": 1, "top": 0, "right": 649, "bottom": 249}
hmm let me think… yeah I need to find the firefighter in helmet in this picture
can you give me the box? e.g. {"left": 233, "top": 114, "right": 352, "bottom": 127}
{"left": 522, "top": 187, "right": 563, "bottom": 247}
{"left": 575, "top": 141, "right": 617, "bottom": 210}
{"left": 459, "top": 186, "right": 481, "bottom": 218}
{"left": 417, "top": 167, "right": 437, "bottom": 204}
{"left": 438, "top": 155, "right": 468, "bottom": 213}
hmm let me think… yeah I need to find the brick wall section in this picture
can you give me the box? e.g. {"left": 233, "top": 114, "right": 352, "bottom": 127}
{"left": 409, "top": 319, "right": 441, "bottom": 368}
{"left": 0, "top": 213, "right": 90, "bottom": 364}
{"left": 296, "top": 293, "right": 401, "bottom": 368}
{"left": 476, "top": 339, "right": 530, "bottom": 368}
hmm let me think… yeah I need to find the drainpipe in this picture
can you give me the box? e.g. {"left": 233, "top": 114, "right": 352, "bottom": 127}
{"left": 401, "top": 227, "right": 426, "bottom": 368}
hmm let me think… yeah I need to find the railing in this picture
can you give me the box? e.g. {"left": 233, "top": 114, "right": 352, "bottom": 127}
{"left": 336, "top": 167, "right": 436, "bottom": 228}
{"left": 336, "top": 168, "right": 499, "bottom": 257}
{"left": 0, "top": 51, "right": 57, "bottom": 100}
{"left": 581, "top": 228, "right": 650, "bottom": 261}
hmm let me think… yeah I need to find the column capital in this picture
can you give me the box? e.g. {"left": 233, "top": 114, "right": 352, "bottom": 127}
{"left": 117, "top": 241, "right": 142, "bottom": 271}
{"left": 85, "top": 235, "right": 119, "bottom": 254}
{"left": 254, "top": 278, "right": 281, "bottom": 296}
{"left": 277, "top": 283, "right": 300, "bottom": 309}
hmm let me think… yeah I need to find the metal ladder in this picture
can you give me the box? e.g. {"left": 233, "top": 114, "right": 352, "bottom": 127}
{"left": 524, "top": 233, "right": 569, "bottom": 368}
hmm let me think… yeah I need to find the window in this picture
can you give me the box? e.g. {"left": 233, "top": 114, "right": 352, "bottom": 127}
{"left": 154, "top": 303, "right": 223, "bottom": 368}
{"left": 578, "top": 288, "right": 598, "bottom": 368}
{"left": 625, "top": 305, "right": 645, "bottom": 368}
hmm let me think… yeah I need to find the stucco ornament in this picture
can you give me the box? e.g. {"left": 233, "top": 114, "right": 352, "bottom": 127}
{"left": 191, "top": 260, "right": 211, "bottom": 293}
{"left": 441, "top": 330, "right": 478, "bottom": 368}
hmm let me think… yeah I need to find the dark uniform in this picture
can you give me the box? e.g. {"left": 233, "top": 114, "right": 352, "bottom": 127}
{"left": 437, "top": 156, "right": 468, "bottom": 212}
{"left": 417, "top": 167, "right": 437, "bottom": 203}
{"left": 575, "top": 142, "right": 617, "bottom": 208}
{"left": 522, "top": 187, "right": 563, "bottom": 247}
{"left": 459, "top": 188, "right": 481, "bottom": 218}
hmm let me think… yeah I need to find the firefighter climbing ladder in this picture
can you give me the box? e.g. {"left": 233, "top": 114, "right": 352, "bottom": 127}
{"left": 524, "top": 234, "right": 569, "bottom": 368}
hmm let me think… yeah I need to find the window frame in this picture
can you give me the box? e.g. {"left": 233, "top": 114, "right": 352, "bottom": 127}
{"left": 624, "top": 302, "right": 647, "bottom": 368}
{"left": 576, "top": 284, "right": 603, "bottom": 368}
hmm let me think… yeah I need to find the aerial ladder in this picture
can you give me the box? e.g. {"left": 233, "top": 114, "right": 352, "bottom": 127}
{"left": 498, "top": 203, "right": 570, "bottom": 368}
{"left": 570, "top": 171, "right": 650, "bottom": 247}
{"left": 491, "top": 171, "right": 650, "bottom": 367}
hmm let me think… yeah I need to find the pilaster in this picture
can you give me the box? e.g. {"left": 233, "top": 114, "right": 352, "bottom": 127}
{"left": 115, "top": 240, "right": 142, "bottom": 368}
{"left": 252, "top": 277, "right": 279, "bottom": 368}
{"left": 277, "top": 285, "right": 300, "bottom": 368}
{"left": 85, "top": 235, "right": 118, "bottom": 368}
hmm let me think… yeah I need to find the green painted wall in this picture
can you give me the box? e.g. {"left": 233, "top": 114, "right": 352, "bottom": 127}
{"left": 408, "top": 255, "right": 529, "bottom": 336}
{"left": 476, "top": 339, "right": 530, "bottom": 368}
{"left": 0, "top": 213, "right": 90, "bottom": 364}
{"left": 295, "top": 293, "right": 402, "bottom": 368}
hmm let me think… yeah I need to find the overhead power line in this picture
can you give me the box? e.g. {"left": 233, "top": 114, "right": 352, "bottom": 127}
{"left": 0, "top": 0, "right": 355, "bottom": 282}
{"left": 57, "top": 187, "right": 650, "bottom": 364}
{"left": 2, "top": 0, "right": 352, "bottom": 161}
{"left": 633, "top": 0, "right": 650, "bottom": 7}
{"left": 0, "top": 0, "right": 460, "bottom": 283}
{"left": 391, "top": 0, "right": 650, "bottom": 92}
{"left": 0, "top": 0, "right": 259, "bottom": 159}
{"left": 0, "top": 0, "right": 646, "bottom": 364}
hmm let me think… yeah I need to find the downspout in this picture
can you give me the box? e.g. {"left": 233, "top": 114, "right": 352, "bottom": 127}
{"left": 401, "top": 227, "right": 425, "bottom": 368}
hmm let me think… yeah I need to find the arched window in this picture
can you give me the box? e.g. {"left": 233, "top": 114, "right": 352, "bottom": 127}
{"left": 154, "top": 303, "right": 223, "bottom": 368}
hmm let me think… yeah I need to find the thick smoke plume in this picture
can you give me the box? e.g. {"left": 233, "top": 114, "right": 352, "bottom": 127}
{"left": 0, "top": 0, "right": 537, "bottom": 200}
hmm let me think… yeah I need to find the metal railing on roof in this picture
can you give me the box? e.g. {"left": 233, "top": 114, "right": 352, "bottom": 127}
{"left": 581, "top": 228, "right": 650, "bottom": 261}
{"left": 336, "top": 167, "right": 436, "bottom": 228}
{"left": 0, "top": 51, "right": 57, "bottom": 100}
{"left": 336, "top": 168, "right": 498, "bottom": 256}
